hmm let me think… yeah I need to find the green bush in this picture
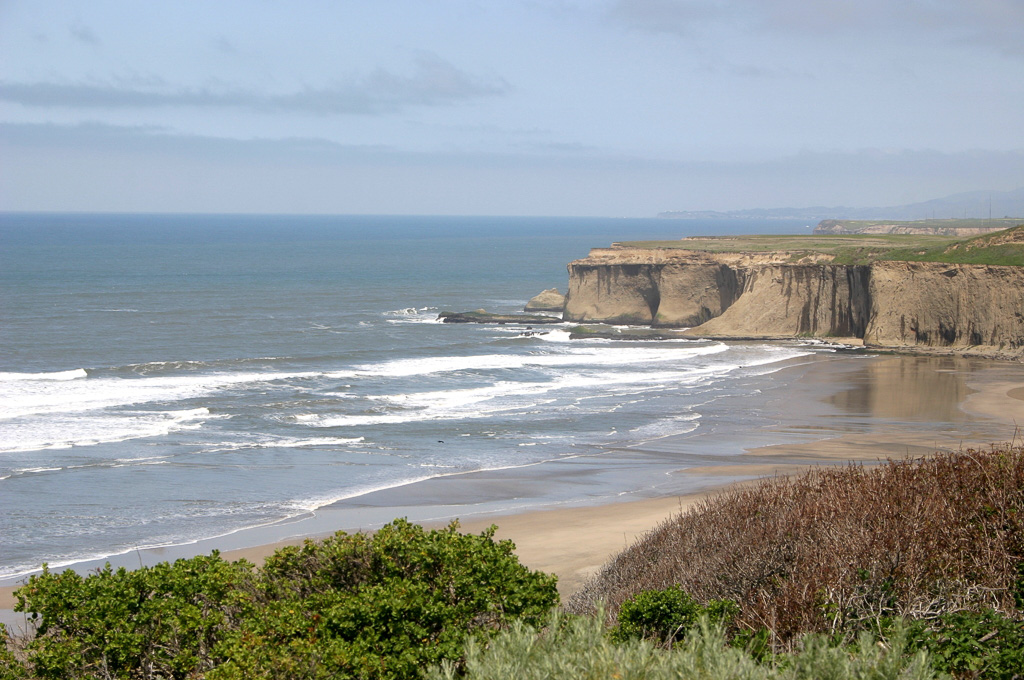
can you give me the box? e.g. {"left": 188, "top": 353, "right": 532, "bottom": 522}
{"left": 17, "top": 552, "right": 255, "bottom": 679}
{"left": 0, "top": 624, "right": 29, "bottom": 680}
{"left": 14, "top": 519, "right": 558, "bottom": 680}
{"left": 427, "top": 610, "right": 942, "bottom": 680}
{"left": 898, "top": 609, "right": 1024, "bottom": 679}
{"left": 612, "top": 585, "right": 738, "bottom": 646}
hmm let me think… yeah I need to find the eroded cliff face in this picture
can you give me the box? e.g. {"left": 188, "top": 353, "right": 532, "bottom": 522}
{"left": 563, "top": 260, "right": 745, "bottom": 326}
{"left": 695, "top": 264, "right": 870, "bottom": 338}
{"left": 865, "top": 262, "right": 1024, "bottom": 350}
{"left": 564, "top": 249, "right": 1024, "bottom": 352}
{"left": 563, "top": 262, "right": 661, "bottom": 324}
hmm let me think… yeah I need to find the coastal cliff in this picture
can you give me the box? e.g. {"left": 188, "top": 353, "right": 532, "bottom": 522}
{"left": 564, "top": 248, "right": 1024, "bottom": 353}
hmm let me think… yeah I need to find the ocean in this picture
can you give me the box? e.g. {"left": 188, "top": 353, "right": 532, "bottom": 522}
{"left": 1, "top": 212, "right": 834, "bottom": 582}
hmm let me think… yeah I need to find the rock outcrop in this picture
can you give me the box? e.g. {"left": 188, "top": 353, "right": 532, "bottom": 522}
{"left": 438, "top": 310, "right": 563, "bottom": 325}
{"left": 524, "top": 288, "right": 567, "bottom": 312}
{"left": 564, "top": 248, "right": 1024, "bottom": 353}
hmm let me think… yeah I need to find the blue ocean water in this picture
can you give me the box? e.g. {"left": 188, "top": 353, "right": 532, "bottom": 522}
{"left": 0, "top": 212, "right": 820, "bottom": 581}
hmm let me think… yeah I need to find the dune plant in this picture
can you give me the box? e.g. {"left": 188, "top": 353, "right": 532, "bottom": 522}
{"left": 426, "top": 610, "right": 941, "bottom": 680}
{"left": 0, "top": 624, "right": 29, "bottom": 679}
{"left": 14, "top": 519, "right": 558, "bottom": 680}
{"left": 611, "top": 585, "right": 738, "bottom": 646}
{"left": 568, "top": 448, "right": 1024, "bottom": 649}
{"left": 894, "top": 607, "right": 1024, "bottom": 678}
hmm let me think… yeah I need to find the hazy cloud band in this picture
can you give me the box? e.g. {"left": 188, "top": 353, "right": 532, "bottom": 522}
{"left": 0, "top": 54, "right": 509, "bottom": 114}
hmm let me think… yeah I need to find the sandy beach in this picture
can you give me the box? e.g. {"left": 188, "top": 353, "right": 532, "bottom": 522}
{"left": 3, "top": 353, "right": 1022, "bottom": 624}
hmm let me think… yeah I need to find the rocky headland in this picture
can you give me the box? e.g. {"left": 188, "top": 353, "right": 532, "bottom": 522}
{"left": 563, "top": 228, "right": 1024, "bottom": 357}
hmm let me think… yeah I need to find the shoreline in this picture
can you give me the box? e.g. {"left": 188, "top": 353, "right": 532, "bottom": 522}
{"left": 3, "top": 353, "right": 1023, "bottom": 623}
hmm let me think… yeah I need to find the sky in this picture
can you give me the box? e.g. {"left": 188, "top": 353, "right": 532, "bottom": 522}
{"left": 1, "top": 0, "right": 1023, "bottom": 217}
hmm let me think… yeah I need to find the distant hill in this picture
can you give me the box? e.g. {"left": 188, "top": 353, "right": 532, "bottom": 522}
{"left": 658, "top": 187, "right": 1024, "bottom": 221}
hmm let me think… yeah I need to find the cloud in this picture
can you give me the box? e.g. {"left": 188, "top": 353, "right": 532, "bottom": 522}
{"left": 0, "top": 53, "right": 509, "bottom": 115}
{"left": 608, "top": 0, "right": 723, "bottom": 36}
{"left": 69, "top": 20, "right": 99, "bottom": 45}
{"left": 212, "top": 36, "right": 237, "bottom": 55}
{"left": 0, "top": 121, "right": 393, "bottom": 161}
{"left": 609, "top": 0, "right": 1024, "bottom": 56}
{"left": 6, "top": 120, "right": 1021, "bottom": 170}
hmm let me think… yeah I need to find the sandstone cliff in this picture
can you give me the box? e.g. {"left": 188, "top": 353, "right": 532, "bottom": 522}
{"left": 865, "top": 262, "right": 1024, "bottom": 350}
{"left": 564, "top": 248, "right": 1024, "bottom": 353}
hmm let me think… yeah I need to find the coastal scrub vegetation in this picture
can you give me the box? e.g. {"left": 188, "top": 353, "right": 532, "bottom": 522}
{"left": 872, "top": 225, "right": 1024, "bottom": 266}
{"left": 426, "top": 610, "right": 940, "bottom": 680}
{"left": 5, "top": 449, "right": 1024, "bottom": 678}
{"left": 568, "top": 448, "right": 1024, "bottom": 661}
{"left": 6, "top": 519, "right": 557, "bottom": 680}
{"left": 819, "top": 218, "right": 1024, "bottom": 234}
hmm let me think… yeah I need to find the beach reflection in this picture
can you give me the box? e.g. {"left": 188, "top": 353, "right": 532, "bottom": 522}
{"left": 827, "top": 356, "right": 975, "bottom": 422}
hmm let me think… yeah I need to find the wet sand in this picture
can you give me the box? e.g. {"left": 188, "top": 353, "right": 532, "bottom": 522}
{"left": 3, "top": 353, "right": 1022, "bottom": 623}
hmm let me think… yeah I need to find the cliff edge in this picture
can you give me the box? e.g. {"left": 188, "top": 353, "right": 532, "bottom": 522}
{"left": 564, "top": 231, "right": 1024, "bottom": 355}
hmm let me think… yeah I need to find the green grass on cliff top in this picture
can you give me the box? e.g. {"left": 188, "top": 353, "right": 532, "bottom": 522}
{"left": 617, "top": 225, "right": 1024, "bottom": 266}
{"left": 823, "top": 217, "right": 1022, "bottom": 232}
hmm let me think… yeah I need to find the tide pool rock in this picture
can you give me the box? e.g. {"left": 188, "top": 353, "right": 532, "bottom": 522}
{"left": 524, "top": 288, "right": 566, "bottom": 312}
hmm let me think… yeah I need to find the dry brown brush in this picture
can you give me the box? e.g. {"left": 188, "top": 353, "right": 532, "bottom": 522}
{"left": 566, "top": 447, "right": 1024, "bottom": 648}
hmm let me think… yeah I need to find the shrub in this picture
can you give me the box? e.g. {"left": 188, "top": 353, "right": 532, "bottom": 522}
{"left": 426, "top": 610, "right": 942, "bottom": 680}
{"left": 612, "top": 585, "right": 738, "bottom": 646}
{"left": 0, "top": 624, "right": 29, "bottom": 680}
{"left": 210, "top": 519, "right": 558, "bottom": 680}
{"left": 568, "top": 448, "right": 1024, "bottom": 648}
{"left": 14, "top": 519, "right": 558, "bottom": 680}
{"left": 16, "top": 553, "right": 255, "bottom": 679}
{"left": 899, "top": 609, "right": 1024, "bottom": 679}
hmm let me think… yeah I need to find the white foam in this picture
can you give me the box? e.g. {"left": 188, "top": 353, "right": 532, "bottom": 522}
{"left": 300, "top": 361, "right": 735, "bottom": 428}
{"left": 0, "top": 368, "right": 88, "bottom": 382}
{"left": 736, "top": 347, "right": 814, "bottom": 372}
{"left": 627, "top": 413, "right": 702, "bottom": 439}
{"left": 202, "top": 436, "right": 366, "bottom": 452}
{"left": 385, "top": 317, "right": 443, "bottom": 325}
{"left": 533, "top": 330, "right": 573, "bottom": 342}
{"left": 278, "top": 436, "right": 365, "bottom": 447}
{"left": 284, "top": 453, "right": 571, "bottom": 514}
{"left": 383, "top": 307, "right": 442, "bottom": 324}
{"left": 352, "top": 342, "right": 729, "bottom": 378}
{"left": 385, "top": 306, "right": 437, "bottom": 316}
{"left": 0, "top": 369, "right": 319, "bottom": 421}
{"left": 122, "top": 359, "right": 211, "bottom": 373}
{"left": 0, "top": 407, "right": 211, "bottom": 453}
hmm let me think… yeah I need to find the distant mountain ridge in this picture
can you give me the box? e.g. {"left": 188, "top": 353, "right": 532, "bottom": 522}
{"left": 658, "top": 187, "right": 1024, "bottom": 221}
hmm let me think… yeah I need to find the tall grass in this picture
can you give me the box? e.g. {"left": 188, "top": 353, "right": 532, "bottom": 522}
{"left": 567, "top": 448, "right": 1024, "bottom": 648}
{"left": 426, "top": 610, "right": 940, "bottom": 680}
